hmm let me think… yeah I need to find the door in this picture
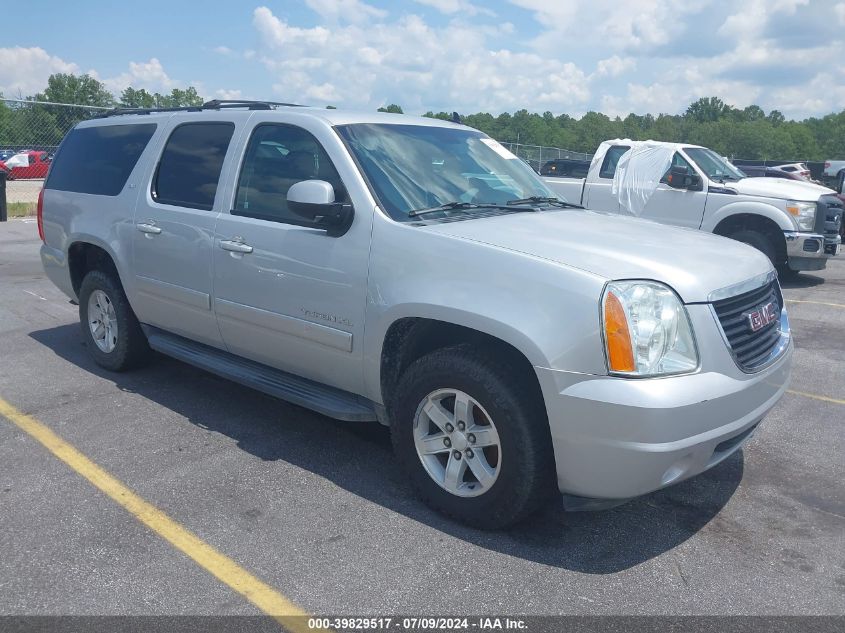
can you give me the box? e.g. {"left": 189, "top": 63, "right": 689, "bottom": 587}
{"left": 212, "top": 120, "right": 371, "bottom": 395}
{"left": 637, "top": 152, "right": 708, "bottom": 229}
{"left": 132, "top": 119, "right": 238, "bottom": 346}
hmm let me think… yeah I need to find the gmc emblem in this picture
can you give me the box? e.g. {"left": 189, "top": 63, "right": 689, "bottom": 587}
{"left": 746, "top": 301, "right": 779, "bottom": 333}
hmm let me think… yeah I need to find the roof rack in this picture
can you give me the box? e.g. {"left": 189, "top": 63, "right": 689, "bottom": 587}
{"left": 98, "top": 99, "right": 306, "bottom": 118}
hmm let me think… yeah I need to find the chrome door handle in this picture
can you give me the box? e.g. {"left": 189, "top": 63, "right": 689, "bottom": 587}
{"left": 136, "top": 222, "right": 162, "bottom": 235}
{"left": 219, "top": 239, "right": 253, "bottom": 254}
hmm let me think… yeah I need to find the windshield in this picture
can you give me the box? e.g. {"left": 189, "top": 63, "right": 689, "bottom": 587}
{"left": 335, "top": 123, "right": 556, "bottom": 221}
{"left": 684, "top": 147, "right": 746, "bottom": 182}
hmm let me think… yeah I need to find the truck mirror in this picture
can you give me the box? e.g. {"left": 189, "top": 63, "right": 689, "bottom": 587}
{"left": 667, "top": 166, "right": 702, "bottom": 191}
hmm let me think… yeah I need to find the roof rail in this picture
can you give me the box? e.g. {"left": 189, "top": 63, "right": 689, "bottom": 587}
{"left": 97, "top": 99, "right": 306, "bottom": 118}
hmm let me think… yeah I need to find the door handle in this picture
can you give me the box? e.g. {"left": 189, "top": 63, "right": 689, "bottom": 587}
{"left": 136, "top": 222, "right": 162, "bottom": 235}
{"left": 219, "top": 239, "right": 253, "bottom": 254}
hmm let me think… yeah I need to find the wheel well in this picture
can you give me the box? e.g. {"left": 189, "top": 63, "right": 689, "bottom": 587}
{"left": 68, "top": 242, "right": 120, "bottom": 297}
{"left": 713, "top": 213, "right": 786, "bottom": 263}
{"left": 380, "top": 318, "right": 543, "bottom": 411}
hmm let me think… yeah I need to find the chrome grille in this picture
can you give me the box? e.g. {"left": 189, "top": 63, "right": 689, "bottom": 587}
{"left": 713, "top": 280, "right": 784, "bottom": 371}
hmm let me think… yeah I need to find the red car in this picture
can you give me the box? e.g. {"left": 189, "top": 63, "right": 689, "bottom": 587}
{"left": 0, "top": 151, "right": 51, "bottom": 180}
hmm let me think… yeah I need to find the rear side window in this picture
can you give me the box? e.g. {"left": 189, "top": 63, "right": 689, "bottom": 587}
{"left": 598, "top": 145, "right": 630, "bottom": 179}
{"left": 153, "top": 122, "right": 235, "bottom": 210}
{"left": 46, "top": 124, "right": 156, "bottom": 196}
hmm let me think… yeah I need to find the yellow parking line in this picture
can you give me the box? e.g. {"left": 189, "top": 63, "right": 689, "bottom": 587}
{"left": 786, "top": 299, "right": 845, "bottom": 309}
{"left": 0, "top": 397, "right": 320, "bottom": 632}
{"left": 787, "top": 390, "right": 845, "bottom": 406}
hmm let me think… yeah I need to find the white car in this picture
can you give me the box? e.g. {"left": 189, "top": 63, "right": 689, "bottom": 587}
{"left": 773, "top": 163, "right": 812, "bottom": 181}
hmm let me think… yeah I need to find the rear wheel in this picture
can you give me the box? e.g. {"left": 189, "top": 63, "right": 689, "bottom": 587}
{"left": 390, "top": 345, "right": 555, "bottom": 529}
{"left": 78, "top": 269, "right": 150, "bottom": 371}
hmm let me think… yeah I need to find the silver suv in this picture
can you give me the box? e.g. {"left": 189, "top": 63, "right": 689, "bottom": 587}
{"left": 39, "top": 101, "right": 793, "bottom": 528}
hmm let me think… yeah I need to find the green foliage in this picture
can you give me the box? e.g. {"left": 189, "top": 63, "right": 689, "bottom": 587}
{"left": 377, "top": 104, "right": 404, "bottom": 114}
{"left": 119, "top": 86, "right": 204, "bottom": 108}
{"left": 421, "top": 97, "right": 845, "bottom": 160}
{"left": 34, "top": 73, "right": 115, "bottom": 108}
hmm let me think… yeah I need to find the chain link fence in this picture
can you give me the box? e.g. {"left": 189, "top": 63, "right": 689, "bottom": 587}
{"left": 0, "top": 99, "right": 110, "bottom": 214}
{"left": 499, "top": 142, "right": 592, "bottom": 173}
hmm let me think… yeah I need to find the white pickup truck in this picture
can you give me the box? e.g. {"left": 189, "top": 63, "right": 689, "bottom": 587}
{"left": 545, "top": 140, "right": 842, "bottom": 274}
{"left": 823, "top": 160, "right": 845, "bottom": 192}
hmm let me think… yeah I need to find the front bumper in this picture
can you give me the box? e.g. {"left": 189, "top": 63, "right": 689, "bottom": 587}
{"left": 784, "top": 231, "right": 841, "bottom": 271}
{"left": 536, "top": 305, "right": 793, "bottom": 501}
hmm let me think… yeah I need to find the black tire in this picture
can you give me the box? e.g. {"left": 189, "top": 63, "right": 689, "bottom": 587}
{"left": 728, "top": 228, "right": 779, "bottom": 267}
{"left": 78, "top": 269, "right": 150, "bottom": 371}
{"left": 838, "top": 170, "right": 845, "bottom": 195}
{"left": 390, "top": 344, "right": 556, "bottom": 529}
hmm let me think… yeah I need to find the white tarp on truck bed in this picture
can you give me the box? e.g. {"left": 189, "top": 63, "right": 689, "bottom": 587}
{"left": 593, "top": 139, "right": 676, "bottom": 216}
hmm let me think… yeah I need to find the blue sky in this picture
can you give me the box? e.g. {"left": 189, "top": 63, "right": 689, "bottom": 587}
{"left": 4, "top": 0, "right": 845, "bottom": 119}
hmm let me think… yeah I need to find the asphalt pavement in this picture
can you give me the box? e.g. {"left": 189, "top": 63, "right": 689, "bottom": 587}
{"left": 0, "top": 218, "right": 843, "bottom": 618}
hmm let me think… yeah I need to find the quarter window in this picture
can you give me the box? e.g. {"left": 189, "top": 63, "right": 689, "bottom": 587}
{"left": 598, "top": 145, "right": 630, "bottom": 179}
{"left": 153, "top": 122, "right": 235, "bottom": 210}
{"left": 233, "top": 124, "right": 346, "bottom": 225}
{"left": 46, "top": 124, "right": 156, "bottom": 196}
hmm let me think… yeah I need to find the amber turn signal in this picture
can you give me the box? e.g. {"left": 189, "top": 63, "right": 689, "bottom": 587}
{"left": 604, "top": 291, "right": 635, "bottom": 372}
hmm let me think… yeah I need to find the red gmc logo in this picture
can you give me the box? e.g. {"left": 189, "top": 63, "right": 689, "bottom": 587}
{"left": 746, "top": 301, "right": 779, "bottom": 333}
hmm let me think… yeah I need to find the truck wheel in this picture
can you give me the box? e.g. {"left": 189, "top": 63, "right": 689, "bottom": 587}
{"left": 728, "top": 229, "right": 779, "bottom": 268}
{"left": 78, "top": 269, "right": 150, "bottom": 371}
{"left": 390, "top": 345, "right": 555, "bottom": 529}
{"left": 838, "top": 170, "right": 845, "bottom": 194}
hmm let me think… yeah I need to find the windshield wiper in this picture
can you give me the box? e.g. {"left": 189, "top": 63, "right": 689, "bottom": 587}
{"left": 506, "top": 196, "right": 583, "bottom": 208}
{"left": 408, "top": 201, "right": 537, "bottom": 218}
{"left": 407, "top": 201, "right": 481, "bottom": 218}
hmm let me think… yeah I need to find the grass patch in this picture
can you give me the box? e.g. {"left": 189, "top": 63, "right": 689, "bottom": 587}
{"left": 7, "top": 202, "right": 36, "bottom": 218}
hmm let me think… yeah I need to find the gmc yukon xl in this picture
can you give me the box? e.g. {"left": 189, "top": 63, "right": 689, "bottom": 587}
{"left": 39, "top": 102, "right": 793, "bottom": 528}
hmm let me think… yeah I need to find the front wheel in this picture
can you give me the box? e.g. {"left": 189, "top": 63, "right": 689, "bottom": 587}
{"left": 838, "top": 170, "right": 845, "bottom": 195}
{"left": 390, "top": 345, "right": 556, "bottom": 529}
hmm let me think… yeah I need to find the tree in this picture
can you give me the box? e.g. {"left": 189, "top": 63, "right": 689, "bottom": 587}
{"left": 377, "top": 104, "right": 403, "bottom": 114}
{"left": 685, "top": 97, "right": 731, "bottom": 123}
{"left": 35, "top": 73, "right": 114, "bottom": 107}
{"left": 119, "top": 86, "right": 205, "bottom": 109}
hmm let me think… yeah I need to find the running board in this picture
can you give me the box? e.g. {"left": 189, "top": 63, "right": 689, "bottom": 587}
{"left": 144, "top": 327, "right": 378, "bottom": 422}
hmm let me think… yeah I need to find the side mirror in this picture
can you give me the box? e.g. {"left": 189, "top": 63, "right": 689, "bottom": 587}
{"left": 287, "top": 180, "right": 353, "bottom": 236}
{"left": 666, "top": 166, "right": 702, "bottom": 191}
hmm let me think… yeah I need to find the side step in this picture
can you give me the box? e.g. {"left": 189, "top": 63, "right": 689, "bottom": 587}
{"left": 144, "top": 327, "right": 378, "bottom": 422}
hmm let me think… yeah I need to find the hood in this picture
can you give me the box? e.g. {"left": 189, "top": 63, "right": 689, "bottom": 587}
{"left": 422, "top": 209, "right": 773, "bottom": 303}
{"left": 728, "top": 177, "right": 835, "bottom": 201}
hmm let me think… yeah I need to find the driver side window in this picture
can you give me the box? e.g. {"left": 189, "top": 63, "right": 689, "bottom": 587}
{"left": 233, "top": 124, "right": 346, "bottom": 225}
{"left": 661, "top": 152, "right": 694, "bottom": 184}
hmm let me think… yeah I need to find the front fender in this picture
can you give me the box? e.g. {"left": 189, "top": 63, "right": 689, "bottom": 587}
{"left": 701, "top": 199, "right": 796, "bottom": 233}
{"left": 362, "top": 215, "right": 608, "bottom": 404}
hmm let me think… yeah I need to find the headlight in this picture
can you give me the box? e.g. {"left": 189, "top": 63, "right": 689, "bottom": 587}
{"left": 786, "top": 200, "right": 817, "bottom": 231}
{"left": 602, "top": 281, "right": 698, "bottom": 377}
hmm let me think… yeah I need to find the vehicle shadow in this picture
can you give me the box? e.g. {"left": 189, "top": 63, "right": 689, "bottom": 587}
{"left": 30, "top": 324, "right": 743, "bottom": 574}
{"left": 779, "top": 272, "right": 825, "bottom": 289}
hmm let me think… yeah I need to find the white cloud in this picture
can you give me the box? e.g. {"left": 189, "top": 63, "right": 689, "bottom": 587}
{"left": 595, "top": 55, "right": 636, "bottom": 78}
{"left": 215, "top": 88, "right": 243, "bottom": 100}
{"left": 100, "top": 58, "right": 178, "bottom": 94}
{"left": 304, "top": 0, "right": 387, "bottom": 24}
{"left": 251, "top": 6, "right": 590, "bottom": 113}
{"left": 413, "top": 0, "right": 495, "bottom": 16}
{"left": 0, "top": 47, "right": 79, "bottom": 98}
{"left": 836, "top": 2, "right": 845, "bottom": 24}
{"left": 213, "top": 46, "right": 234, "bottom": 55}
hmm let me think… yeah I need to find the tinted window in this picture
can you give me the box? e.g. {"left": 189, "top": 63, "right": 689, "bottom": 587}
{"left": 598, "top": 146, "right": 629, "bottom": 179}
{"left": 233, "top": 124, "right": 345, "bottom": 225}
{"left": 46, "top": 124, "right": 156, "bottom": 196}
{"left": 153, "top": 122, "right": 234, "bottom": 210}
